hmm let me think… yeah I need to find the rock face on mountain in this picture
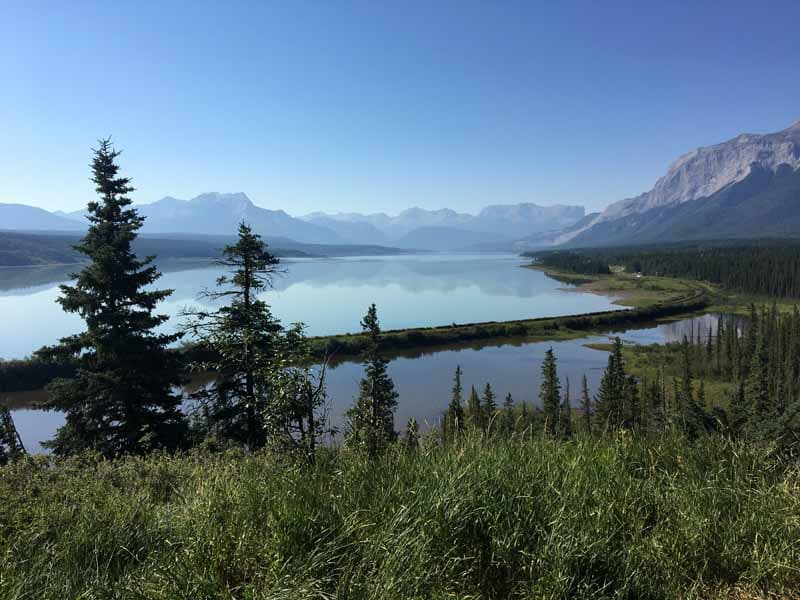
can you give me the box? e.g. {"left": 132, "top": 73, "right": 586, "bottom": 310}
{"left": 563, "top": 121, "right": 800, "bottom": 246}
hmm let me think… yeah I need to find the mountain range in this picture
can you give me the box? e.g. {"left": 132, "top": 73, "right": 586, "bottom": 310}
{"left": 302, "top": 203, "right": 585, "bottom": 245}
{"left": 2, "top": 194, "right": 586, "bottom": 251}
{"left": 3, "top": 121, "right": 799, "bottom": 251}
{"left": 559, "top": 121, "right": 800, "bottom": 246}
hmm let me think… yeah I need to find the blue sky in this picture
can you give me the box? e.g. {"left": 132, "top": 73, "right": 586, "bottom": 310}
{"left": 2, "top": 1, "right": 799, "bottom": 215}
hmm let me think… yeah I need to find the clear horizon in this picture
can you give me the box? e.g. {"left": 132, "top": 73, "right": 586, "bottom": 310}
{"left": 3, "top": 1, "right": 799, "bottom": 215}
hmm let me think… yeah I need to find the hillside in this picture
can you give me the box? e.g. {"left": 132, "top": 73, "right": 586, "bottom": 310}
{"left": 569, "top": 164, "right": 800, "bottom": 246}
{"left": 0, "top": 204, "right": 84, "bottom": 232}
{"left": 562, "top": 121, "right": 800, "bottom": 246}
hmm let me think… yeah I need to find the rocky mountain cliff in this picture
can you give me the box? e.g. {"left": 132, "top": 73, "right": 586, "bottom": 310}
{"left": 562, "top": 121, "right": 800, "bottom": 246}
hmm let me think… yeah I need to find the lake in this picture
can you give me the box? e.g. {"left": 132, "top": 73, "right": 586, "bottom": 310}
{"left": 3, "top": 252, "right": 697, "bottom": 452}
{"left": 0, "top": 253, "right": 621, "bottom": 360}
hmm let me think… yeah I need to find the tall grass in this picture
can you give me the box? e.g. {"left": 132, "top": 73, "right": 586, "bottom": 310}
{"left": 1, "top": 433, "right": 798, "bottom": 599}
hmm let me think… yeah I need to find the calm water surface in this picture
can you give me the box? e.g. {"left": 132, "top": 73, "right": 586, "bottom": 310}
{"left": 8, "top": 315, "right": 722, "bottom": 454}
{"left": 2, "top": 253, "right": 711, "bottom": 453}
{"left": 0, "top": 253, "right": 620, "bottom": 360}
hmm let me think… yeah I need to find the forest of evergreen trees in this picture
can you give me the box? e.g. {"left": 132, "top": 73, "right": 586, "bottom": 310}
{"left": 530, "top": 241, "right": 800, "bottom": 297}
{"left": 436, "top": 305, "right": 800, "bottom": 457}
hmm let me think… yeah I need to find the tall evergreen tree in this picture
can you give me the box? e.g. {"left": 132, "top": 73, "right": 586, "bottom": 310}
{"left": 745, "top": 333, "right": 771, "bottom": 434}
{"left": 580, "top": 374, "right": 592, "bottom": 434}
{"left": 444, "top": 365, "right": 465, "bottom": 440}
{"left": 696, "top": 379, "right": 707, "bottom": 412}
{"left": 558, "top": 377, "right": 573, "bottom": 439}
{"left": 482, "top": 382, "right": 497, "bottom": 430}
{"left": 539, "top": 348, "right": 561, "bottom": 437}
{"left": 729, "top": 379, "right": 749, "bottom": 436}
{"left": 674, "top": 338, "right": 707, "bottom": 439}
{"left": 623, "top": 375, "right": 640, "bottom": 431}
{"left": 183, "top": 222, "right": 284, "bottom": 450}
{"left": 644, "top": 370, "right": 667, "bottom": 434}
{"left": 501, "top": 392, "right": 515, "bottom": 437}
{"left": 595, "top": 337, "right": 625, "bottom": 431}
{"left": 345, "top": 304, "right": 398, "bottom": 456}
{"left": 467, "top": 385, "right": 482, "bottom": 430}
{"left": 39, "top": 139, "right": 186, "bottom": 456}
{"left": 0, "top": 407, "right": 26, "bottom": 465}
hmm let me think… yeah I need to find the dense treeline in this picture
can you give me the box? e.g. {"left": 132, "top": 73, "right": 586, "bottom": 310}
{"left": 529, "top": 241, "right": 800, "bottom": 297}
{"left": 528, "top": 249, "right": 611, "bottom": 275}
{"left": 443, "top": 306, "right": 797, "bottom": 445}
{"left": 438, "top": 305, "right": 799, "bottom": 455}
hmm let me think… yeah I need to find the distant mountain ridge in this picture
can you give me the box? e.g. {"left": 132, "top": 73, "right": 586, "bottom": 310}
{"left": 562, "top": 121, "right": 800, "bottom": 246}
{"left": 2, "top": 194, "right": 585, "bottom": 251}
{"left": 0, "top": 203, "right": 85, "bottom": 232}
{"left": 302, "top": 203, "right": 585, "bottom": 246}
{"left": 132, "top": 193, "right": 348, "bottom": 244}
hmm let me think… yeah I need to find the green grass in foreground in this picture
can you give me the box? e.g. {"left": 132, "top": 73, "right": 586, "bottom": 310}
{"left": 1, "top": 434, "right": 798, "bottom": 599}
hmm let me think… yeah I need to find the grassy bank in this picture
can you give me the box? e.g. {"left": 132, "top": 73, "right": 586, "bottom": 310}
{"left": 305, "top": 281, "right": 709, "bottom": 363}
{"left": 1, "top": 434, "right": 798, "bottom": 599}
{"left": 528, "top": 264, "right": 717, "bottom": 309}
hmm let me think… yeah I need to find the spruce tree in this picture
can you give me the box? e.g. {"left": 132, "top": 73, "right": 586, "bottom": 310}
{"left": 677, "top": 337, "right": 693, "bottom": 420}
{"left": 445, "top": 365, "right": 465, "bottom": 441}
{"left": 580, "top": 374, "right": 592, "bottom": 434}
{"left": 558, "top": 377, "right": 573, "bottom": 439}
{"left": 345, "top": 304, "right": 398, "bottom": 456}
{"left": 501, "top": 392, "right": 515, "bottom": 437}
{"left": 0, "top": 407, "right": 26, "bottom": 465}
{"left": 623, "top": 375, "right": 640, "bottom": 431}
{"left": 39, "top": 139, "right": 186, "bottom": 456}
{"left": 467, "top": 385, "right": 482, "bottom": 430}
{"left": 696, "top": 379, "right": 707, "bottom": 412}
{"left": 183, "top": 222, "right": 284, "bottom": 450}
{"left": 728, "top": 379, "right": 749, "bottom": 436}
{"left": 676, "top": 339, "right": 706, "bottom": 439}
{"left": 539, "top": 348, "right": 561, "bottom": 437}
{"left": 595, "top": 337, "right": 625, "bottom": 431}
{"left": 482, "top": 382, "right": 497, "bottom": 430}
{"left": 646, "top": 369, "right": 667, "bottom": 434}
{"left": 745, "top": 333, "right": 771, "bottom": 434}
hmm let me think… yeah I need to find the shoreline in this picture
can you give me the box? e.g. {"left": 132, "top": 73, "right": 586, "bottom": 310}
{"left": 1, "top": 266, "right": 711, "bottom": 397}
